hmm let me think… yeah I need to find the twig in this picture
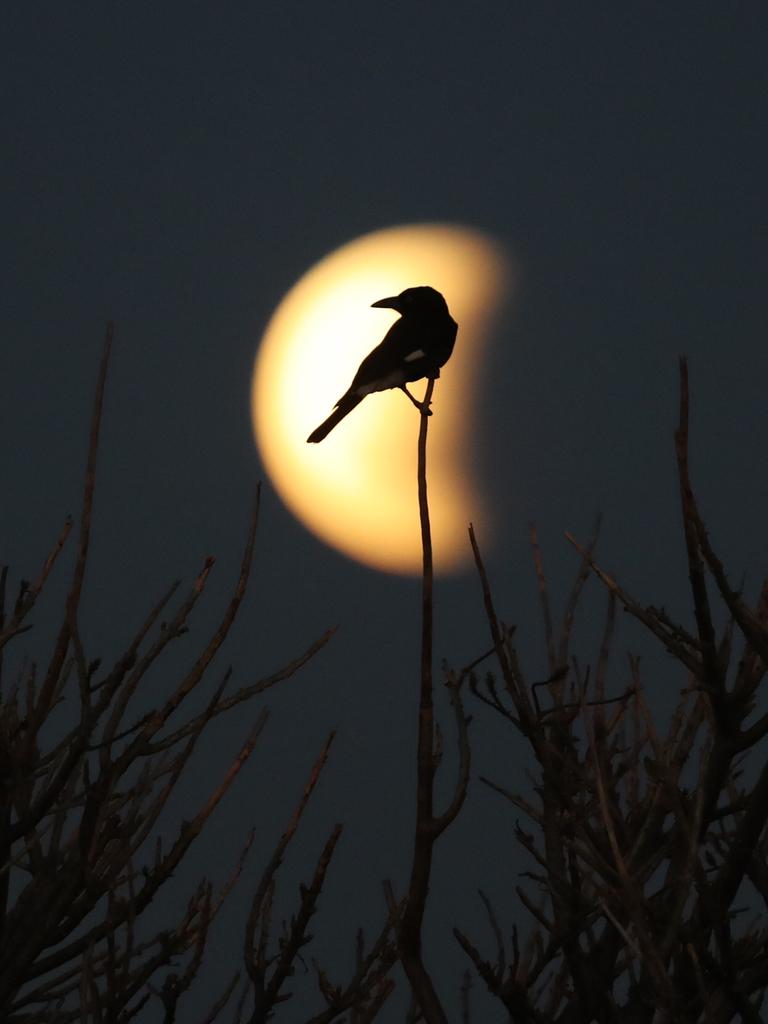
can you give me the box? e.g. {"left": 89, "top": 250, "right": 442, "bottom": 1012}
{"left": 36, "top": 324, "right": 114, "bottom": 724}
{"left": 399, "top": 377, "right": 448, "bottom": 1024}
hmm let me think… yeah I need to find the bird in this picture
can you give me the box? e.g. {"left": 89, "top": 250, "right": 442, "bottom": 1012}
{"left": 306, "top": 285, "right": 458, "bottom": 443}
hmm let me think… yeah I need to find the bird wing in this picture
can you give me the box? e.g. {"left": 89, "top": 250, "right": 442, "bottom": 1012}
{"left": 349, "top": 319, "right": 414, "bottom": 390}
{"left": 340, "top": 312, "right": 457, "bottom": 399}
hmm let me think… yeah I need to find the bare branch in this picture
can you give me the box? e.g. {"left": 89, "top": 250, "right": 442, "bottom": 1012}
{"left": 397, "top": 377, "right": 450, "bottom": 1024}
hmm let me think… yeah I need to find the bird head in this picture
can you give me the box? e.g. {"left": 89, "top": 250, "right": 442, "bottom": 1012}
{"left": 371, "top": 285, "right": 449, "bottom": 317}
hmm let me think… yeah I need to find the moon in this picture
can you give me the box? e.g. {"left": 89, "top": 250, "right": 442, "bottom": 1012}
{"left": 251, "top": 223, "right": 510, "bottom": 575}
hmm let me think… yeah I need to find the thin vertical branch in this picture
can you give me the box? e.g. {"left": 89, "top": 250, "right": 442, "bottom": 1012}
{"left": 399, "top": 377, "right": 448, "bottom": 1024}
{"left": 37, "top": 323, "right": 114, "bottom": 724}
{"left": 674, "top": 357, "right": 723, "bottom": 710}
{"left": 529, "top": 523, "right": 556, "bottom": 673}
{"left": 419, "top": 378, "right": 436, "bottom": 745}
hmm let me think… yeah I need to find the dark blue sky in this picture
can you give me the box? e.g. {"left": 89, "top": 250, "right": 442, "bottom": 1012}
{"left": 3, "top": 5, "right": 767, "bottom": 1019}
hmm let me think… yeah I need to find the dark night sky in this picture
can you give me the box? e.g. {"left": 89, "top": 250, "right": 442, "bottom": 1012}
{"left": 3, "top": 5, "right": 767, "bottom": 1019}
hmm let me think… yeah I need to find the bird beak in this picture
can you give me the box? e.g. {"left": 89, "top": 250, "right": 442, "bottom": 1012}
{"left": 371, "top": 295, "right": 400, "bottom": 310}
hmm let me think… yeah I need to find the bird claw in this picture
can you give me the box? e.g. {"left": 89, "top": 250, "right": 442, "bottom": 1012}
{"left": 400, "top": 385, "right": 433, "bottom": 415}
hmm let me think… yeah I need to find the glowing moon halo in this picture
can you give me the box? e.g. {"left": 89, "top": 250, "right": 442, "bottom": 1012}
{"left": 252, "top": 224, "right": 509, "bottom": 575}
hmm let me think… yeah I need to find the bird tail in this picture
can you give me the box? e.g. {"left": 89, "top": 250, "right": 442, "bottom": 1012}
{"left": 306, "top": 393, "right": 363, "bottom": 443}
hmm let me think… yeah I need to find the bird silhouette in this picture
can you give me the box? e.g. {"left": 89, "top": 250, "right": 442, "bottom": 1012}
{"left": 306, "top": 286, "right": 458, "bottom": 443}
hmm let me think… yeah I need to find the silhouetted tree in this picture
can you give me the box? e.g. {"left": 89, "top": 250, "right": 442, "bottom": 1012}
{"left": 0, "top": 328, "right": 395, "bottom": 1023}
{"left": 6, "top": 331, "right": 765, "bottom": 1024}
{"left": 456, "top": 360, "right": 768, "bottom": 1023}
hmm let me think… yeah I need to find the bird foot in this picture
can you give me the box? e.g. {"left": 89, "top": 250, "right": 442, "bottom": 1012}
{"left": 400, "top": 385, "right": 433, "bottom": 415}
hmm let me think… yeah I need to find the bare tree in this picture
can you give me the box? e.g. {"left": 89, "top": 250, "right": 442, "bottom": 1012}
{"left": 0, "top": 326, "right": 393, "bottom": 1023}
{"left": 456, "top": 358, "right": 768, "bottom": 1022}
{"left": 9, "top": 327, "right": 764, "bottom": 1024}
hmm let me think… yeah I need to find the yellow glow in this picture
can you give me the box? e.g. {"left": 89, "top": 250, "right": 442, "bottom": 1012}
{"left": 251, "top": 223, "right": 510, "bottom": 574}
